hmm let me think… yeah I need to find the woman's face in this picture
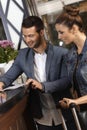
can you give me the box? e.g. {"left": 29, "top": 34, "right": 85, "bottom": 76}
{"left": 55, "top": 24, "right": 75, "bottom": 45}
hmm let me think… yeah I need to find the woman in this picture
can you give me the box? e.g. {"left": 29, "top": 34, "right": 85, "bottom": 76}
{"left": 55, "top": 5, "right": 87, "bottom": 130}
{"left": 55, "top": 5, "right": 87, "bottom": 105}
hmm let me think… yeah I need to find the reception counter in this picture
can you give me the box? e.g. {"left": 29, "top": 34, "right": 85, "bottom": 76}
{"left": 0, "top": 87, "right": 28, "bottom": 130}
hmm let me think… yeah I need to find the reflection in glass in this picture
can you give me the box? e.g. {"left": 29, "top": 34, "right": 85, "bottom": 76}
{"left": 0, "top": 18, "right": 6, "bottom": 40}
{"left": 0, "top": 92, "right": 7, "bottom": 104}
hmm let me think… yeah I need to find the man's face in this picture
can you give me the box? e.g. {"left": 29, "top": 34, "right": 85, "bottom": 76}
{"left": 22, "top": 26, "right": 42, "bottom": 49}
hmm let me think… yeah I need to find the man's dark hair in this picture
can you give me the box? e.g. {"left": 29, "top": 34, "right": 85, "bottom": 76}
{"left": 22, "top": 16, "right": 44, "bottom": 33}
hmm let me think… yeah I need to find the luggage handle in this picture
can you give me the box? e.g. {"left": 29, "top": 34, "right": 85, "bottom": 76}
{"left": 69, "top": 103, "right": 82, "bottom": 130}
{"left": 56, "top": 103, "right": 68, "bottom": 130}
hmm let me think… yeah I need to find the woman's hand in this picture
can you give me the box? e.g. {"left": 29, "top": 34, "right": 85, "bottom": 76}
{"left": 59, "top": 98, "right": 77, "bottom": 108}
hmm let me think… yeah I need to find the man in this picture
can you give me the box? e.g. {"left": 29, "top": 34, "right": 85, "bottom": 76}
{"left": 0, "top": 16, "right": 71, "bottom": 130}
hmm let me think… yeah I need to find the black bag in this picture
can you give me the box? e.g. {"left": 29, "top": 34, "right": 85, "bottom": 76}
{"left": 28, "top": 88, "right": 43, "bottom": 119}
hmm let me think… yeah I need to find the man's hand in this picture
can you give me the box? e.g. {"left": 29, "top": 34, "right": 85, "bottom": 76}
{"left": 25, "top": 78, "right": 43, "bottom": 90}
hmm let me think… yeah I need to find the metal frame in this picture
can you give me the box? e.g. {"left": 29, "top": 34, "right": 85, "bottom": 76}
{"left": 0, "top": 0, "right": 29, "bottom": 50}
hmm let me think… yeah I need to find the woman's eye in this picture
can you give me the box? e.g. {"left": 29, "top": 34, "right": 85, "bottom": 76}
{"left": 59, "top": 31, "right": 64, "bottom": 34}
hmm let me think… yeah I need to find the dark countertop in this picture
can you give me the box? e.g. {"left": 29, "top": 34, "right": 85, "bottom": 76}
{"left": 0, "top": 87, "right": 26, "bottom": 114}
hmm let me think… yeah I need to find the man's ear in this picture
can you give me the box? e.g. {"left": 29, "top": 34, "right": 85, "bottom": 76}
{"left": 40, "top": 29, "right": 44, "bottom": 36}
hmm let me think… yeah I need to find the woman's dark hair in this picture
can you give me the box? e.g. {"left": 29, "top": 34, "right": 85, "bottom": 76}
{"left": 22, "top": 16, "right": 44, "bottom": 33}
{"left": 55, "top": 6, "right": 84, "bottom": 32}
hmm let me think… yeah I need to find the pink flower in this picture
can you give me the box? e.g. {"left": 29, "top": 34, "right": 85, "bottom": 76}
{"left": 0, "top": 40, "right": 14, "bottom": 48}
{"left": 0, "top": 40, "right": 18, "bottom": 63}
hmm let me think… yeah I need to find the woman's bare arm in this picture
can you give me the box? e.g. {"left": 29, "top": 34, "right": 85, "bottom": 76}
{"left": 59, "top": 95, "right": 87, "bottom": 108}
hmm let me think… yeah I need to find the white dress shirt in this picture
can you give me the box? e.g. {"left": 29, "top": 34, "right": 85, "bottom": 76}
{"left": 34, "top": 51, "right": 62, "bottom": 126}
{"left": 34, "top": 52, "right": 46, "bottom": 82}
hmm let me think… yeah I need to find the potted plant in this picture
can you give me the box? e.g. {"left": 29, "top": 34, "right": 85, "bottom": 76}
{"left": 0, "top": 40, "right": 18, "bottom": 74}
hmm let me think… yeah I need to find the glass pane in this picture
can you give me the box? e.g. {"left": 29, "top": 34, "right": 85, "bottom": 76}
{"left": 7, "top": 0, "right": 24, "bottom": 31}
{"left": 0, "top": 0, "right": 8, "bottom": 13}
{"left": 7, "top": 24, "right": 20, "bottom": 49}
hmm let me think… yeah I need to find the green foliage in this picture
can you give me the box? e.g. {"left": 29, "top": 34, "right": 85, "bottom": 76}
{"left": 0, "top": 41, "right": 18, "bottom": 63}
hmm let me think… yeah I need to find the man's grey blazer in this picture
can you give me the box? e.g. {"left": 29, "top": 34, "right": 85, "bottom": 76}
{"left": 0, "top": 43, "right": 70, "bottom": 118}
